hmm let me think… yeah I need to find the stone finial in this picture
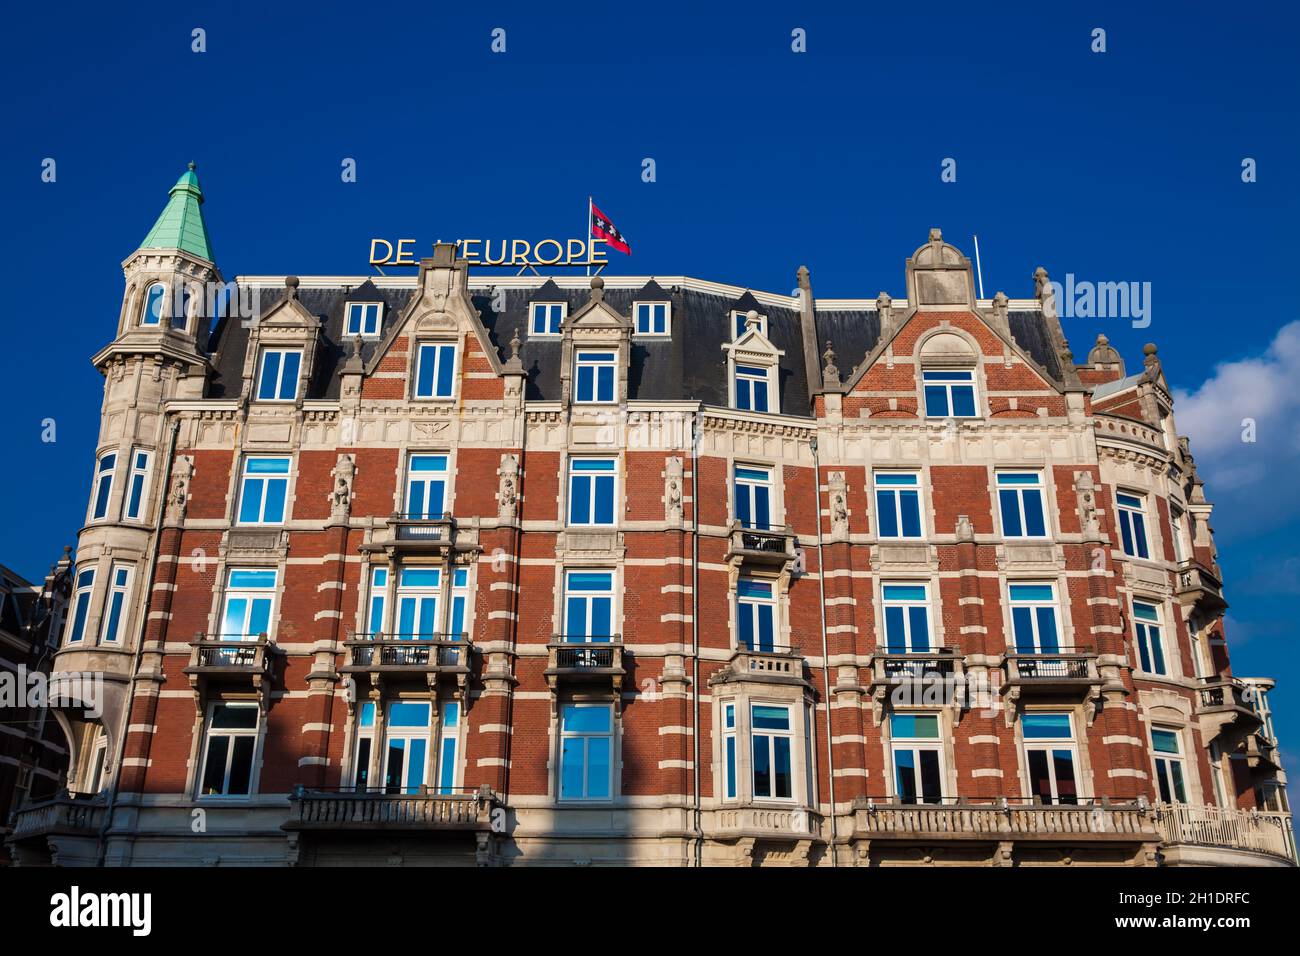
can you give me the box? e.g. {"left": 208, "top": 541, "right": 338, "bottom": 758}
{"left": 590, "top": 274, "right": 605, "bottom": 303}
{"left": 744, "top": 309, "right": 760, "bottom": 333}
{"left": 1086, "top": 333, "right": 1124, "bottom": 371}
{"left": 796, "top": 265, "right": 811, "bottom": 291}
{"left": 285, "top": 275, "right": 300, "bottom": 299}
{"left": 1143, "top": 342, "right": 1161, "bottom": 379}
{"left": 503, "top": 327, "right": 524, "bottom": 373}
{"left": 929, "top": 227, "right": 943, "bottom": 244}
{"left": 821, "top": 341, "right": 841, "bottom": 390}
{"left": 1033, "top": 266, "right": 1050, "bottom": 298}
{"left": 188, "top": 161, "right": 197, "bottom": 171}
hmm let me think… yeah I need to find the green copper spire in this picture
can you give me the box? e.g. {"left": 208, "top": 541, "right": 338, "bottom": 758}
{"left": 138, "top": 162, "right": 214, "bottom": 262}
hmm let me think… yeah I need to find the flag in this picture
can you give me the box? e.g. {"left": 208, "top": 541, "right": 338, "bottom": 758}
{"left": 590, "top": 201, "right": 632, "bottom": 255}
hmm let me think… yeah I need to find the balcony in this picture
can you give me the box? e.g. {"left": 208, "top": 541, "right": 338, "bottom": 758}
{"left": 284, "top": 785, "right": 502, "bottom": 833}
{"left": 868, "top": 647, "right": 962, "bottom": 722}
{"left": 1002, "top": 646, "right": 1101, "bottom": 697}
{"left": 343, "top": 634, "right": 472, "bottom": 691}
{"left": 184, "top": 634, "right": 272, "bottom": 698}
{"left": 851, "top": 797, "right": 1159, "bottom": 863}
{"left": 1155, "top": 803, "right": 1295, "bottom": 866}
{"left": 710, "top": 644, "right": 808, "bottom": 689}
{"left": 7, "top": 794, "right": 107, "bottom": 842}
{"left": 362, "top": 513, "right": 466, "bottom": 557}
{"left": 1175, "top": 558, "right": 1227, "bottom": 616}
{"left": 544, "top": 637, "right": 626, "bottom": 695}
{"left": 709, "top": 805, "right": 825, "bottom": 860}
{"left": 1195, "top": 676, "right": 1263, "bottom": 742}
{"left": 725, "top": 523, "right": 798, "bottom": 570}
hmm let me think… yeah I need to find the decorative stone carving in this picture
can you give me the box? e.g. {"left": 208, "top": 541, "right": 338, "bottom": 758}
{"left": 330, "top": 454, "right": 355, "bottom": 519}
{"left": 828, "top": 471, "right": 848, "bottom": 538}
{"left": 498, "top": 453, "right": 519, "bottom": 521}
{"left": 664, "top": 456, "right": 683, "bottom": 525}
{"left": 955, "top": 514, "right": 974, "bottom": 542}
{"left": 1073, "top": 471, "right": 1101, "bottom": 539}
{"left": 165, "top": 455, "right": 193, "bottom": 526}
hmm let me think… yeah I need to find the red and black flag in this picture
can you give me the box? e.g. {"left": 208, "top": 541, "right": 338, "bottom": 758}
{"left": 590, "top": 200, "right": 632, "bottom": 255}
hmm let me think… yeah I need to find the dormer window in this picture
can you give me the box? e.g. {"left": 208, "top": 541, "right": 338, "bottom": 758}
{"left": 733, "top": 364, "right": 774, "bottom": 412}
{"left": 922, "top": 369, "right": 977, "bottom": 418}
{"left": 414, "top": 342, "right": 458, "bottom": 399}
{"left": 634, "top": 302, "right": 670, "bottom": 336}
{"left": 574, "top": 350, "right": 616, "bottom": 404}
{"left": 345, "top": 302, "right": 383, "bottom": 337}
{"left": 531, "top": 302, "right": 565, "bottom": 336}
{"left": 141, "top": 282, "right": 166, "bottom": 326}
{"left": 732, "top": 310, "right": 767, "bottom": 339}
{"left": 256, "top": 349, "right": 302, "bottom": 402}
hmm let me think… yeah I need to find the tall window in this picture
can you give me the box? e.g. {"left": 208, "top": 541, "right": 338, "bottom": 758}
{"left": 997, "top": 471, "right": 1048, "bottom": 538}
{"left": 563, "top": 571, "right": 613, "bottom": 641}
{"left": 345, "top": 302, "right": 382, "bottom": 337}
{"left": 574, "top": 350, "right": 616, "bottom": 403}
{"left": 89, "top": 452, "right": 117, "bottom": 521}
{"left": 123, "top": 449, "right": 152, "bottom": 521}
{"left": 86, "top": 731, "right": 108, "bottom": 795}
{"left": 256, "top": 349, "right": 302, "bottom": 401}
{"left": 722, "top": 703, "right": 737, "bottom": 800}
{"left": 1022, "top": 713, "right": 1078, "bottom": 805}
{"left": 1116, "top": 492, "right": 1151, "bottom": 559}
{"left": 733, "top": 364, "right": 772, "bottom": 412}
{"left": 395, "top": 568, "right": 440, "bottom": 639}
{"left": 890, "top": 713, "right": 943, "bottom": 804}
{"left": 220, "top": 569, "right": 277, "bottom": 639}
{"left": 99, "top": 565, "right": 133, "bottom": 644}
{"left": 1008, "top": 583, "right": 1060, "bottom": 653}
{"left": 414, "top": 342, "right": 457, "bottom": 398}
{"left": 875, "top": 473, "right": 923, "bottom": 538}
{"left": 1170, "top": 509, "right": 1187, "bottom": 564}
{"left": 436, "top": 701, "right": 460, "bottom": 794}
{"left": 922, "top": 369, "right": 977, "bottom": 418}
{"left": 634, "top": 302, "right": 669, "bottom": 335}
{"left": 751, "top": 704, "right": 793, "bottom": 800}
{"left": 448, "top": 568, "right": 470, "bottom": 637}
{"left": 405, "top": 454, "right": 449, "bottom": 518}
{"left": 382, "top": 702, "right": 434, "bottom": 794}
{"left": 1151, "top": 728, "right": 1187, "bottom": 803}
{"left": 353, "top": 702, "right": 377, "bottom": 789}
{"left": 734, "top": 465, "right": 773, "bottom": 530}
{"left": 1132, "top": 600, "right": 1167, "bottom": 675}
{"left": 882, "top": 584, "right": 931, "bottom": 653}
{"left": 141, "top": 282, "right": 165, "bottom": 326}
{"left": 198, "top": 703, "right": 259, "bottom": 797}
{"left": 65, "top": 568, "right": 95, "bottom": 644}
{"left": 365, "top": 567, "right": 387, "bottom": 636}
{"left": 237, "top": 457, "right": 290, "bottom": 525}
{"left": 559, "top": 703, "right": 613, "bottom": 800}
{"left": 736, "top": 579, "right": 776, "bottom": 652}
{"left": 530, "top": 302, "right": 565, "bottom": 335}
{"left": 568, "top": 458, "right": 616, "bottom": 526}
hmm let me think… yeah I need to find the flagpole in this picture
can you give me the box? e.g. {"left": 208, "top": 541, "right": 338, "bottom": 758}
{"left": 586, "top": 196, "right": 593, "bottom": 277}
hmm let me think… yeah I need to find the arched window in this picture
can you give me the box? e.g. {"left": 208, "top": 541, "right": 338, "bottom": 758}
{"left": 173, "top": 286, "right": 194, "bottom": 330}
{"left": 141, "top": 282, "right": 166, "bottom": 326}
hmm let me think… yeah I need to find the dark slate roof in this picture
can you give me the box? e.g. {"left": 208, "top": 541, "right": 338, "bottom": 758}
{"left": 205, "top": 279, "right": 1064, "bottom": 412}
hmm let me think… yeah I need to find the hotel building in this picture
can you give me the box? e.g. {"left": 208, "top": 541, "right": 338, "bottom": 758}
{"left": 6, "top": 166, "right": 1293, "bottom": 866}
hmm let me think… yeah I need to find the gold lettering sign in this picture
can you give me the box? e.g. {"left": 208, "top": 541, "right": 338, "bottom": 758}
{"left": 368, "top": 238, "right": 608, "bottom": 268}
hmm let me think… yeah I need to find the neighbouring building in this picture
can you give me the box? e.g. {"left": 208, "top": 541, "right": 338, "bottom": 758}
{"left": 7, "top": 166, "right": 1292, "bottom": 866}
{"left": 1, "top": 554, "right": 74, "bottom": 862}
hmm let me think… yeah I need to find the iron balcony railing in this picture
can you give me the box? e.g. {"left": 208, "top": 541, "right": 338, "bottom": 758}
{"left": 185, "top": 634, "right": 272, "bottom": 673}
{"left": 1005, "top": 646, "right": 1098, "bottom": 682}
{"left": 285, "top": 784, "right": 501, "bottom": 832}
{"left": 726, "top": 523, "right": 797, "bottom": 565}
{"left": 872, "top": 646, "right": 960, "bottom": 682}
{"left": 548, "top": 636, "right": 624, "bottom": 671}
{"left": 1197, "top": 676, "right": 1257, "bottom": 713}
{"left": 344, "top": 634, "right": 470, "bottom": 670}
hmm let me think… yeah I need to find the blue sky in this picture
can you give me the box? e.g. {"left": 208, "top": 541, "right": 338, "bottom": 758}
{"left": 1, "top": 2, "right": 1297, "bottom": 775}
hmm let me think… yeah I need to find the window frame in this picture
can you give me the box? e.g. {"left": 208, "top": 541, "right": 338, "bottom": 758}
{"left": 567, "top": 458, "right": 618, "bottom": 527}
{"left": 562, "top": 570, "right": 615, "bottom": 642}
{"left": 736, "top": 578, "right": 777, "bottom": 653}
{"left": 732, "top": 362, "right": 774, "bottom": 413}
{"left": 1115, "top": 491, "right": 1152, "bottom": 560}
{"left": 344, "top": 301, "right": 383, "bottom": 338}
{"left": 874, "top": 472, "right": 924, "bottom": 539}
{"left": 197, "top": 702, "right": 261, "bottom": 799}
{"left": 1007, "top": 582, "right": 1062, "bottom": 654}
{"left": 89, "top": 451, "right": 118, "bottom": 522}
{"left": 365, "top": 566, "right": 388, "bottom": 637}
{"left": 394, "top": 567, "right": 442, "bottom": 639}
{"left": 750, "top": 702, "right": 795, "bottom": 802}
{"left": 1021, "top": 711, "right": 1080, "bottom": 805}
{"left": 889, "top": 712, "right": 946, "bottom": 804}
{"left": 236, "top": 456, "right": 292, "bottom": 526}
{"left": 404, "top": 453, "right": 450, "bottom": 519}
{"left": 256, "top": 348, "right": 303, "bottom": 403}
{"left": 921, "top": 368, "right": 979, "bottom": 419}
{"left": 65, "top": 568, "right": 96, "bottom": 645}
{"left": 123, "top": 448, "right": 152, "bottom": 521}
{"left": 1151, "top": 726, "right": 1188, "bottom": 804}
{"left": 530, "top": 301, "right": 566, "bottom": 336}
{"left": 99, "top": 564, "right": 133, "bottom": 645}
{"left": 733, "top": 464, "right": 774, "bottom": 531}
{"left": 633, "top": 301, "right": 670, "bottom": 337}
{"left": 219, "top": 568, "right": 279, "bottom": 641}
{"left": 574, "top": 349, "right": 617, "bottom": 404}
{"left": 881, "top": 583, "right": 932, "bottom": 653}
{"left": 413, "top": 341, "right": 459, "bottom": 400}
{"left": 558, "top": 702, "right": 615, "bottom": 802}
{"left": 1132, "top": 598, "right": 1168, "bottom": 676}
{"left": 380, "top": 700, "right": 436, "bottom": 795}
{"left": 996, "top": 471, "right": 1049, "bottom": 539}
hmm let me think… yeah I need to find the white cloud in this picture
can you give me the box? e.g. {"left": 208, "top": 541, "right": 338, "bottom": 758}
{"left": 1173, "top": 320, "right": 1300, "bottom": 504}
